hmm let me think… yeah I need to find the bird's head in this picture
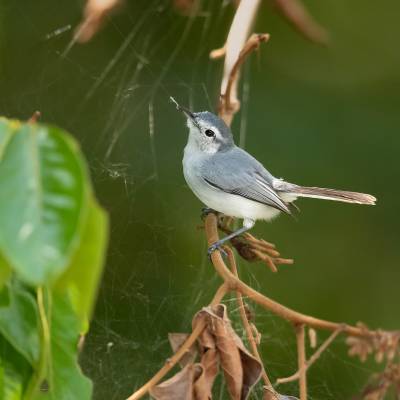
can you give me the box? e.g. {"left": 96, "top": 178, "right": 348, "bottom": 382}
{"left": 171, "top": 97, "right": 234, "bottom": 154}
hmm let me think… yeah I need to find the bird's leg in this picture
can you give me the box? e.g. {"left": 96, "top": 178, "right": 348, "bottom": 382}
{"left": 208, "top": 219, "right": 255, "bottom": 255}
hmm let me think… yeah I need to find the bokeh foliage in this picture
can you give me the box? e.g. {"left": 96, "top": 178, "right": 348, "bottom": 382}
{"left": 0, "top": 118, "right": 108, "bottom": 399}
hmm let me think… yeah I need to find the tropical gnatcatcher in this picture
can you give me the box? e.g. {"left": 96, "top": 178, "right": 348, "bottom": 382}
{"left": 171, "top": 97, "right": 376, "bottom": 255}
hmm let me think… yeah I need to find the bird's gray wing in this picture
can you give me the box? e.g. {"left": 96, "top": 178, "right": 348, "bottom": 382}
{"left": 200, "top": 148, "right": 291, "bottom": 214}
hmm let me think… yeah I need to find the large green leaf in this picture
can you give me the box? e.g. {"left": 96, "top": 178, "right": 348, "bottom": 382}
{"left": 0, "top": 335, "right": 33, "bottom": 400}
{"left": 56, "top": 197, "right": 109, "bottom": 333}
{"left": 0, "top": 121, "right": 89, "bottom": 285}
{"left": 0, "top": 282, "right": 39, "bottom": 365}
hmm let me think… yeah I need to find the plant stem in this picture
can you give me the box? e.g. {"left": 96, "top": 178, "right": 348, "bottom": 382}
{"left": 24, "top": 286, "right": 51, "bottom": 400}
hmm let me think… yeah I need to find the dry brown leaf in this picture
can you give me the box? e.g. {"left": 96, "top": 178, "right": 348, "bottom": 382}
{"left": 194, "top": 349, "right": 219, "bottom": 400}
{"left": 169, "top": 333, "right": 198, "bottom": 368}
{"left": 75, "top": 0, "right": 123, "bottom": 43}
{"left": 193, "top": 304, "right": 262, "bottom": 400}
{"left": 194, "top": 314, "right": 219, "bottom": 399}
{"left": 150, "top": 363, "right": 203, "bottom": 400}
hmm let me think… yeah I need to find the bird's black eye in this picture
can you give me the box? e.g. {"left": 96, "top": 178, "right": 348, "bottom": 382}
{"left": 205, "top": 129, "right": 215, "bottom": 137}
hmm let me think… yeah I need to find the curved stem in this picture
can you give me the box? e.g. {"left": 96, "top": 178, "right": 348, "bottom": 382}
{"left": 205, "top": 213, "right": 378, "bottom": 338}
{"left": 24, "top": 286, "right": 51, "bottom": 400}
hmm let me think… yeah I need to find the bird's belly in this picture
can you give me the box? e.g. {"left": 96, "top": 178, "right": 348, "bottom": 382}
{"left": 183, "top": 168, "right": 280, "bottom": 221}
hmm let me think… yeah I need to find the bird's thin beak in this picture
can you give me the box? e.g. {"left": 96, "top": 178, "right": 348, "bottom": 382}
{"left": 170, "top": 96, "right": 196, "bottom": 122}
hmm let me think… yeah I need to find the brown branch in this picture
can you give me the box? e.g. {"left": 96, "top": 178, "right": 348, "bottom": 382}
{"left": 295, "top": 324, "right": 307, "bottom": 400}
{"left": 205, "top": 212, "right": 386, "bottom": 338}
{"left": 125, "top": 283, "right": 229, "bottom": 400}
{"left": 225, "top": 247, "right": 278, "bottom": 400}
{"left": 276, "top": 325, "right": 344, "bottom": 385}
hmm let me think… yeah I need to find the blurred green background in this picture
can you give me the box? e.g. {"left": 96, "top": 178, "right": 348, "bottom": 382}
{"left": 1, "top": 0, "right": 399, "bottom": 398}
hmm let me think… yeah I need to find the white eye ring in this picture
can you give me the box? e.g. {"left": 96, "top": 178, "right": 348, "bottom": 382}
{"left": 205, "top": 129, "right": 215, "bottom": 137}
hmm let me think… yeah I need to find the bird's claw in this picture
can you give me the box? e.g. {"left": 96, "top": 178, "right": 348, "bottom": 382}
{"left": 208, "top": 242, "right": 227, "bottom": 258}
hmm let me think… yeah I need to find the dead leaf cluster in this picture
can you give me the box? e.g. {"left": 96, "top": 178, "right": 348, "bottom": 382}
{"left": 346, "top": 323, "right": 400, "bottom": 364}
{"left": 358, "top": 363, "right": 400, "bottom": 400}
{"left": 149, "top": 304, "right": 262, "bottom": 400}
{"left": 217, "top": 216, "right": 293, "bottom": 272}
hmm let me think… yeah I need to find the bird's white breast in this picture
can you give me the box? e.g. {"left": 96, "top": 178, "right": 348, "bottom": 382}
{"left": 183, "top": 144, "right": 281, "bottom": 221}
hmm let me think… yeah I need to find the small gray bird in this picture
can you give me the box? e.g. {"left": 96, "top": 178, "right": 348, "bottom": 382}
{"left": 171, "top": 97, "right": 376, "bottom": 255}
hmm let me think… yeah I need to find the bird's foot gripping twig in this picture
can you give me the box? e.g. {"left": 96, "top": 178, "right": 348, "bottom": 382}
{"left": 207, "top": 241, "right": 228, "bottom": 258}
{"left": 217, "top": 216, "right": 294, "bottom": 272}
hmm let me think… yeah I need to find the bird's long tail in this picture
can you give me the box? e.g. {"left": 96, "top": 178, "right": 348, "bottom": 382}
{"left": 275, "top": 181, "right": 376, "bottom": 205}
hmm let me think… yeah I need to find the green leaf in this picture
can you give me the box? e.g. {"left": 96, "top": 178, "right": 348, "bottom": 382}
{"left": 0, "top": 335, "right": 33, "bottom": 400}
{"left": 56, "top": 197, "right": 109, "bottom": 332}
{"left": 0, "top": 282, "right": 40, "bottom": 365}
{"left": 0, "top": 122, "right": 89, "bottom": 285}
{"left": 34, "top": 293, "right": 92, "bottom": 400}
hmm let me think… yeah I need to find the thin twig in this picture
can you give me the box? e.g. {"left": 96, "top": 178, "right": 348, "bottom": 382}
{"left": 225, "top": 247, "right": 278, "bottom": 399}
{"left": 295, "top": 324, "right": 307, "bottom": 400}
{"left": 276, "top": 325, "right": 344, "bottom": 385}
{"left": 125, "top": 283, "right": 229, "bottom": 400}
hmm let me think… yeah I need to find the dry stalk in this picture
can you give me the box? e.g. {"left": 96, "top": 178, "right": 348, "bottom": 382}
{"left": 295, "top": 324, "right": 307, "bottom": 400}
{"left": 225, "top": 247, "right": 278, "bottom": 400}
{"left": 218, "top": 33, "right": 269, "bottom": 125}
{"left": 276, "top": 325, "right": 344, "bottom": 385}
